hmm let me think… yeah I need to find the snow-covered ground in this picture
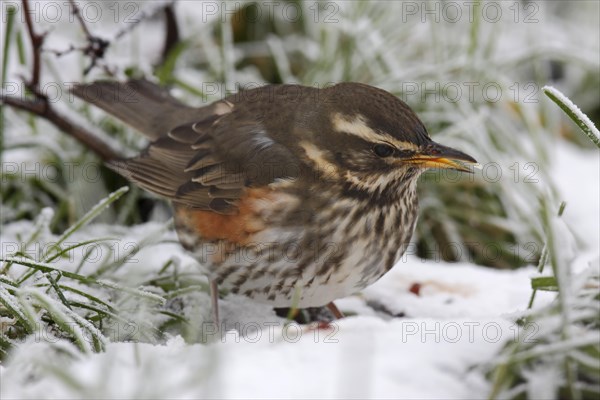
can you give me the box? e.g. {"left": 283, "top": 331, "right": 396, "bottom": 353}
{"left": 1, "top": 143, "right": 597, "bottom": 399}
{"left": 0, "top": 260, "right": 551, "bottom": 399}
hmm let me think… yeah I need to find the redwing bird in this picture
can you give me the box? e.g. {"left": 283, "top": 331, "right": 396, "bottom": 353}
{"left": 72, "top": 80, "right": 477, "bottom": 323}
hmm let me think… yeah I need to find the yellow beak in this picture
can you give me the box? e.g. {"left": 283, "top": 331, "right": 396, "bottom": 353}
{"left": 405, "top": 142, "right": 479, "bottom": 173}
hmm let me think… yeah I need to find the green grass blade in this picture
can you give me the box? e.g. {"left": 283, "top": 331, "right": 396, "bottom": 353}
{"left": 155, "top": 41, "right": 188, "bottom": 85}
{"left": 0, "top": 285, "right": 34, "bottom": 333}
{"left": 89, "top": 223, "right": 169, "bottom": 279}
{"left": 1, "top": 5, "right": 18, "bottom": 168}
{"left": 162, "top": 284, "right": 209, "bottom": 299}
{"left": 468, "top": 0, "right": 482, "bottom": 57}
{"left": 1, "top": 209, "right": 53, "bottom": 276}
{"left": 2, "top": 257, "right": 165, "bottom": 304}
{"left": 21, "top": 288, "right": 107, "bottom": 353}
{"left": 58, "top": 285, "right": 118, "bottom": 313}
{"left": 69, "top": 301, "right": 162, "bottom": 342}
{"left": 44, "top": 272, "right": 72, "bottom": 310}
{"left": 530, "top": 276, "right": 558, "bottom": 291}
{"left": 52, "top": 186, "right": 129, "bottom": 250}
{"left": 543, "top": 86, "right": 600, "bottom": 148}
{"left": 96, "top": 280, "right": 165, "bottom": 304}
{"left": 1, "top": 5, "right": 16, "bottom": 85}
{"left": 43, "top": 237, "right": 115, "bottom": 264}
{"left": 0, "top": 333, "right": 17, "bottom": 354}
{"left": 15, "top": 30, "right": 26, "bottom": 65}
{"left": 6, "top": 256, "right": 97, "bottom": 284}
{"left": 0, "top": 275, "right": 18, "bottom": 288}
{"left": 528, "top": 202, "right": 566, "bottom": 308}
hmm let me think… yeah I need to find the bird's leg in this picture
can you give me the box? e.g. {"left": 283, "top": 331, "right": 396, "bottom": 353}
{"left": 326, "top": 302, "right": 345, "bottom": 319}
{"left": 210, "top": 280, "right": 220, "bottom": 327}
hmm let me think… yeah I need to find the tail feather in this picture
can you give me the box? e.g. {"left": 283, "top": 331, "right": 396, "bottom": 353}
{"left": 71, "top": 79, "right": 203, "bottom": 141}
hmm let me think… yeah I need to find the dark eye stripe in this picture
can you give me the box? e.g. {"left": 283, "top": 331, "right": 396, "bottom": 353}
{"left": 396, "top": 149, "right": 416, "bottom": 158}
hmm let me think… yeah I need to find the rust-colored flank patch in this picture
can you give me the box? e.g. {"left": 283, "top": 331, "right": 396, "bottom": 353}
{"left": 176, "top": 187, "right": 271, "bottom": 245}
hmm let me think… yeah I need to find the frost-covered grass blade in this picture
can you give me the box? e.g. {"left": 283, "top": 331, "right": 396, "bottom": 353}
{"left": 543, "top": 86, "right": 600, "bottom": 149}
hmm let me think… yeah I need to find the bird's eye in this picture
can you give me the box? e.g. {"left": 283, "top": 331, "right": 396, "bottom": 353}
{"left": 373, "top": 144, "right": 395, "bottom": 158}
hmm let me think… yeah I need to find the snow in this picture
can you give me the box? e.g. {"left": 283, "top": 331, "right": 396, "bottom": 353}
{"left": 0, "top": 311, "right": 518, "bottom": 399}
{"left": 552, "top": 143, "right": 600, "bottom": 251}
{"left": 0, "top": 246, "right": 561, "bottom": 399}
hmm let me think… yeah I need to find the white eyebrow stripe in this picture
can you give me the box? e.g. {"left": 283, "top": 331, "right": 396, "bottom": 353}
{"left": 331, "top": 113, "right": 420, "bottom": 151}
{"left": 332, "top": 113, "right": 381, "bottom": 142}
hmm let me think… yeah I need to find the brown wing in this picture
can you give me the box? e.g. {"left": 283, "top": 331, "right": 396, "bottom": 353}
{"left": 74, "top": 80, "right": 302, "bottom": 213}
{"left": 110, "top": 115, "right": 299, "bottom": 213}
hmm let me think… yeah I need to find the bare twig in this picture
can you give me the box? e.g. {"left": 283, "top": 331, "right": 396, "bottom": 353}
{"left": 3, "top": 0, "right": 121, "bottom": 161}
{"left": 114, "top": 1, "right": 176, "bottom": 40}
{"left": 4, "top": 1, "right": 178, "bottom": 162}
{"left": 67, "top": 0, "right": 110, "bottom": 75}
{"left": 68, "top": 0, "right": 93, "bottom": 39}
{"left": 42, "top": 44, "right": 78, "bottom": 57}
{"left": 1, "top": 94, "right": 123, "bottom": 161}
{"left": 21, "top": 0, "right": 45, "bottom": 91}
{"left": 45, "top": 1, "right": 176, "bottom": 75}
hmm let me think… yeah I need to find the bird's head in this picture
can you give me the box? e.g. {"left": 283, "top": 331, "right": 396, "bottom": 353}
{"left": 296, "top": 82, "right": 478, "bottom": 197}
